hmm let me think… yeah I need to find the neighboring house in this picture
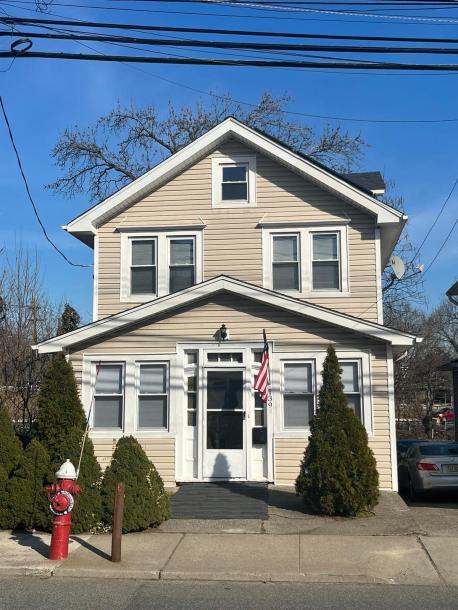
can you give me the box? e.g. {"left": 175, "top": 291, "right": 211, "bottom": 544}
{"left": 35, "top": 118, "right": 418, "bottom": 491}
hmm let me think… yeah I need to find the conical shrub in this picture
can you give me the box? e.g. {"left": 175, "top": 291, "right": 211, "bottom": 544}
{"left": 6, "top": 439, "right": 53, "bottom": 531}
{"left": 296, "top": 345, "right": 379, "bottom": 516}
{"left": 101, "top": 436, "right": 170, "bottom": 533}
{"left": 0, "top": 407, "right": 24, "bottom": 529}
{"left": 35, "top": 354, "right": 102, "bottom": 532}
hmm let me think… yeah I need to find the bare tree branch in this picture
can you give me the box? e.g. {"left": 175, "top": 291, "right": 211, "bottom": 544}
{"left": 47, "top": 92, "right": 365, "bottom": 203}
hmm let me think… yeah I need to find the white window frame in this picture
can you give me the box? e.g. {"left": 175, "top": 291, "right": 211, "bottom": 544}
{"left": 184, "top": 355, "right": 199, "bottom": 428}
{"left": 129, "top": 236, "right": 158, "bottom": 299}
{"left": 92, "top": 362, "right": 125, "bottom": 431}
{"left": 82, "top": 354, "right": 177, "bottom": 440}
{"left": 311, "top": 231, "right": 341, "bottom": 292}
{"left": 281, "top": 359, "right": 316, "bottom": 431}
{"left": 272, "top": 233, "right": 301, "bottom": 293}
{"left": 136, "top": 362, "right": 169, "bottom": 431}
{"left": 120, "top": 230, "right": 203, "bottom": 302}
{"left": 262, "top": 224, "right": 349, "bottom": 297}
{"left": 339, "top": 358, "right": 364, "bottom": 423}
{"left": 211, "top": 155, "right": 256, "bottom": 208}
{"left": 168, "top": 236, "right": 196, "bottom": 295}
{"left": 272, "top": 350, "right": 373, "bottom": 438}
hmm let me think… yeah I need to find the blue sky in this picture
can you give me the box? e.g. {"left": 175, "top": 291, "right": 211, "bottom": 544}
{"left": 0, "top": 1, "right": 457, "bottom": 323}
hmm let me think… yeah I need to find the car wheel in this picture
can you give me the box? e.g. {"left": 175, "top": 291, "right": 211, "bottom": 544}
{"left": 408, "top": 477, "right": 421, "bottom": 502}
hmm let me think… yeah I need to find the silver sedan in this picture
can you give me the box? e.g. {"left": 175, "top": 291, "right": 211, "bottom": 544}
{"left": 398, "top": 442, "right": 458, "bottom": 500}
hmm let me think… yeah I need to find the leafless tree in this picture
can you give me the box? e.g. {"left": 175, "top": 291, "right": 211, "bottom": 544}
{"left": 390, "top": 301, "right": 454, "bottom": 438}
{"left": 381, "top": 184, "right": 425, "bottom": 325}
{"left": 0, "top": 246, "right": 58, "bottom": 438}
{"left": 47, "top": 93, "right": 364, "bottom": 203}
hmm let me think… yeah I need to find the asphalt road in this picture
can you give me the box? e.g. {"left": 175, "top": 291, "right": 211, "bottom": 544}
{"left": 1, "top": 577, "right": 457, "bottom": 610}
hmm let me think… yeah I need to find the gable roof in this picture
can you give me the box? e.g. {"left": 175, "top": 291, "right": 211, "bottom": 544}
{"left": 34, "top": 275, "right": 418, "bottom": 354}
{"left": 64, "top": 117, "right": 406, "bottom": 266}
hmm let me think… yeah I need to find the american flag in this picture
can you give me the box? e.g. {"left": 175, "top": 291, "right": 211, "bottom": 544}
{"left": 254, "top": 330, "right": 270, "bottom": 403}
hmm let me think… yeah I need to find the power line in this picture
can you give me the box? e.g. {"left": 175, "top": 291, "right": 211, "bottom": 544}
{"left": 410, "top": 177, "right": 458, "bottom": 263}
{"left": 5, "top": 0, "right": 458, "bottom": 25}
{"left": 7, "top": 49, "right": 458, "bottom": 69}
{"left": 10, "top": 14, "right": 458, "bottom": 44}
{"left": 0, "top": 95, "right": 91, "bottom": 269}
{"left": 12, "top": 29, "right": 458, "bottom": 55}
{"left": 423, "top": 216, "right": 458, "bottom": 274}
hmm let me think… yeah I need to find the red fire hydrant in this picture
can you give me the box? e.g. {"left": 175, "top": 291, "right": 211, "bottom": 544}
{"left": 46, "top": 460, "right": 81, "bottom": 561}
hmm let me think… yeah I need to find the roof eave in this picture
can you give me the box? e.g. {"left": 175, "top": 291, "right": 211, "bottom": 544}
{"left": 64, "top": 117, "right": 404, "bottom": 241}
{"left": 34, "top": 276, "right": 418, "bottom": 354}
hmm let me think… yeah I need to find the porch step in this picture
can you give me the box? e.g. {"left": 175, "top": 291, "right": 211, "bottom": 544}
{"left": 171, "top": 482, "right": 268, "bottom": 519}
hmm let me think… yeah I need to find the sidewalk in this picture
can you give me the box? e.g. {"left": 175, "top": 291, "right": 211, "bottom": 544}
{"left": 1, "top": 530, "right": 458, "bottom": 586}
{"left": 2, "top": 491, "right": 458, "bottom": 586}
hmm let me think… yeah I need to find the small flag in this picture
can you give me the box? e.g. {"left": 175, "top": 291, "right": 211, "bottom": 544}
{"left": 254, "top": 330, "right": 270, "bottom": 403}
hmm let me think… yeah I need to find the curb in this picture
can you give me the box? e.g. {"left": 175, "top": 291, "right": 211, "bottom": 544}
{"left": 54, "top": 567, "right": 160, "bottom": 580}
{"left": 0, "top": 566, "right": 447, "bottom": 587}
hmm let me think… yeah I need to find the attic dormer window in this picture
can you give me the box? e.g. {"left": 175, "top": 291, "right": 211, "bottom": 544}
{"left": 212, "top": 155, "right": 256, "bottom": 208}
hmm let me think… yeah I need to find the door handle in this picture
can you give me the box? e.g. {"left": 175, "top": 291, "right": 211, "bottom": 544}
{"left": 243, "top": 411, "right": 246, "bottom": 420}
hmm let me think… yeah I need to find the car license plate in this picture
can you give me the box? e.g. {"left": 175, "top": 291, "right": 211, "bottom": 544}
{"left": 443, "top": 464, "right": 458, "bottom": 473}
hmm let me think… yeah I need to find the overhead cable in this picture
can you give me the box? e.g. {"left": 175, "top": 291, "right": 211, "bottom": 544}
{"left": 0, "top": 95, "right": 91, "bottom": 269}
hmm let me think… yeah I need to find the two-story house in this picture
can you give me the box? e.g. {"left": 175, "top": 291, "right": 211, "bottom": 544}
{"left": 35, "top": 118, "right": 418, "bottom": 492}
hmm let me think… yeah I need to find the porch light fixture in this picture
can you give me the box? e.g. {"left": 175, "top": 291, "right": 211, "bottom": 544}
{"left": 219, "top": 324, "right": 228, "bottom": 341}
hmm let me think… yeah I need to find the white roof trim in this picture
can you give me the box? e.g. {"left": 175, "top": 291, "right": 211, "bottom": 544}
{"left": 34, "top": 276, "right": 417, "bottom": 354}
{"left": 65, "top": 117, "right": 404, "bottom": 236}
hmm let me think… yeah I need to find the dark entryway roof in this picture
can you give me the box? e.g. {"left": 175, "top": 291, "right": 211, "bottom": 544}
{"left": 341, "top": 171, "right": 386, "bottom": 195}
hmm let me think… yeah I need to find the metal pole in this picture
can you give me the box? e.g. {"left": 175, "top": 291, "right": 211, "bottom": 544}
{"left": 111, "top": 482, "right": 124, "bottom": 563}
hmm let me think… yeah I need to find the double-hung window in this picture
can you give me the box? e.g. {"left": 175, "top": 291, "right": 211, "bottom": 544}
{"left": 138, "top": 363, "right": 168, "bottom": 429}
{"left": 222, "top": 164, "right": 248, "bottom": 201}
{"left": 122, "top": 231, "right": 202, "bottom": 301}
{"left": 212, "top": 156, "right": 256, "bottom": 207}
{"left": 94, "top": 364, "right": 124, "bottom": 429}
{"left": 272, "top": 234, "right": 300, "bottom": 291}
{"left": 130, "top": 239, "right": 157, "bottom": 296}
{"left": 340, "top": 360, "right": 362, "bottom": 420}
{"left": 169, "top": 238, "right": 195, "bottom": 293}
{"left": 264, "top": 226, "right": 348, "bottom": 296}
{"left": 283, "top": 362, "right": 315, "bottom": 428}
{"left": 312, "top": 233, "right": 340, "bottom": 291}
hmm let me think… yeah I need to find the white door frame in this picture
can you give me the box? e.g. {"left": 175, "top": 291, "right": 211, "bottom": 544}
{"left": 175, "top": 343, "right": 273, "bottom": 482}
{"left": 203, "top": 366, "right": 247, "bottom": 480}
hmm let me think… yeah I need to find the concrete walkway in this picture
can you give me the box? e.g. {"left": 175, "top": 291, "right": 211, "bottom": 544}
{"left": 1, "top": 491, "right": 458, "bottom": 586}
{"left": 2, "top": 530, "right": 458, "bottom": 586}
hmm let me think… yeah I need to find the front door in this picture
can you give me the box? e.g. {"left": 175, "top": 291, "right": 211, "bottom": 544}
{"left": 204, "top": 369, "right": 247, "bottom": 479}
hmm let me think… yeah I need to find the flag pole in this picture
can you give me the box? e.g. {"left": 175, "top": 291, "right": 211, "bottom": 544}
{"left": 263, "top": 328, "right": 272, "bottom": 401}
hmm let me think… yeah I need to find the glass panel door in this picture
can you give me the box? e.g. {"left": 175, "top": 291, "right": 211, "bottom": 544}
{"left": 204, "top": 369, "right": 246, "bottom": 479}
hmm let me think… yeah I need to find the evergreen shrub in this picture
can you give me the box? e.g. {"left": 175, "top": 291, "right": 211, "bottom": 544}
{"left": 0, "top": 408, "right": 23, "bottom": 529}
{"left": 101, "top": 436, "right": 170, "bottom": 532}
{"left": 296, "top": 345, "right": 379, "bottom": 516}
{"left": 35, "top": 354, "right": 102, "bottom": 533}
{"left": 6, "top": 439, "right": 53, "bottom": 531}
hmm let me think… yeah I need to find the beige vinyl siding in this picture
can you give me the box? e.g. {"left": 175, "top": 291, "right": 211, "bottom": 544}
{"left": 70, "top": 294, "right": 380, "bottom": 355}
{"left": 68, "top": 293, "right": 392, "bottom": 488}
{"left": 96, "top": 138, "right": 378, "bottom": 321}
{"left": 90, "top": 437, "right": 175, "bottom": 486}
{"left": 274, "top": 344, "right": 392, "bottom": 490}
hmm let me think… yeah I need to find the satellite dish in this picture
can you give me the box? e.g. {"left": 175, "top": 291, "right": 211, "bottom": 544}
{"left": 390, "top": 255, "right": 405, "bottom": 280}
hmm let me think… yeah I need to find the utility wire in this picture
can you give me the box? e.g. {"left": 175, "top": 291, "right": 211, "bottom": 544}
{"left": 409, "top": 176, "right": 458, "bottom": 263}
{"left": 5, "top": 0, "right": 458, "bottom": 25}
{"left": 11, "top": 15, "right": 458, "bottom": 44}
{"left": 8, "top": 49, "right": 458, "bottom": 69}
{"left": 14, "top": 29, "right": 458, "bottom": 55}
{"left": 423, "top": 216, "right": 458, "bottom": 274}
{"left": 0, "top": 95, "right": 91, "bottom": 268}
